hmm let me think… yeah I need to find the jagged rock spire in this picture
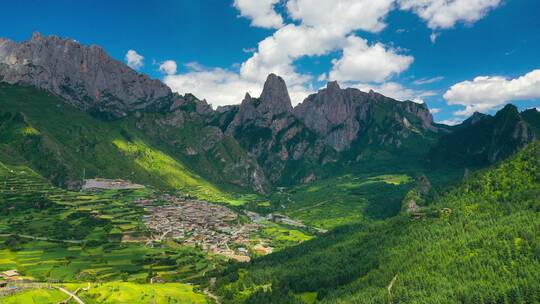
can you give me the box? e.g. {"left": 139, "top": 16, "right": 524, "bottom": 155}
{"left": 259, "top": 73, "right": 293, "bottom": 114}
{"left": 326, "top": 81, "right": 341, "bottom": 91}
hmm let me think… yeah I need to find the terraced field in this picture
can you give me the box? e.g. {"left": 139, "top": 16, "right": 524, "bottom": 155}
{"left": 1, "top": 282, "right": 208, "bottom": 304}
{"left": 0, "top": 161, "right": 147, "bottom": 241}
{"left": 0, "top": 161, "right": 217, "bottom": 302}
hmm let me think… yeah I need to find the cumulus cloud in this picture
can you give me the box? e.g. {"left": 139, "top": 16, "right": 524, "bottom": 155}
{"left": 439, "top": 118, "right": 463, "bottom": 126}
{"left": 125, "top": 50, "right": 144, "bottom": 70}
{"left": 355, "top": 82, "right": 436, "bottom": 104}
{"left": 233, "top": 0, "right": 284, "bottom": 29}
{"left": 158, "top": 60, "right": 177, "bottom": 75}
{"left": 399, "top": 0, "right": 502, "bottom": 29}
{"left": 430, "top": 108, "right": 441, "bottom": 114}
{"left": 443, "top": 69, "right": 540, "bottom": 116}
{"left": 430, "top": 32, "right": 440, "bottom": 43}
{"left": 286, "top": 0, "right": 395, "bottom": 34}
{"left": 166, "top": 1, "right": 400, "bottom": 106}
{"left": 164, "top": 63, "right": 310, "bottom": 107}
{"left": 329, "top": 36, "right": 414, "bottom": 83}
{"left": 161, "top": 0, "right": 500, "bottom": 107}
{"left": 240, "top": 24, "right": 346, "bottom": 84}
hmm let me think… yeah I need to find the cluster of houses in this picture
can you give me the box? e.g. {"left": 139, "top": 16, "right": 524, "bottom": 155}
{"left": 0, "top": 270, "right": 20, "bottom": 289}
{"left": 136, "top": 195, "right": 272, "bottom": 262}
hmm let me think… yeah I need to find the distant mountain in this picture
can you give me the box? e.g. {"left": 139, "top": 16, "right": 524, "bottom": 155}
{"left": 430, "top": 105, "right": 540, "bottom": 166}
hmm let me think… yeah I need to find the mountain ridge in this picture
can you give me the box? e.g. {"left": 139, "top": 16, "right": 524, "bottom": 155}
{"left": 2, "top": 32, "right": 536, "bottom": 194}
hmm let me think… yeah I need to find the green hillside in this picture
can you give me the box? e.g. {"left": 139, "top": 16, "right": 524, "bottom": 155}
{"left": 213, "top": 141, "right": 540, "bottom": 304}
{"left": 0, "top": 83, "right": 254, "bottom": 204}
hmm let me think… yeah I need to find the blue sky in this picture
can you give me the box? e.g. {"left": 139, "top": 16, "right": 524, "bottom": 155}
{"left": 1, "top": 0, "right": 539, "bottom": 124}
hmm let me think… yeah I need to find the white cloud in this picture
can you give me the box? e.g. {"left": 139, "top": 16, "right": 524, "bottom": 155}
{"left": 430, "top": 108, "right": 441, "bottom": 114}
{"left": 161, "top": 0, "right": 500, "bottom": 108}
{"left": 329, "top": 36, "right": 414, "bottom": 83}
{"left": 439, "top": 118, "right": 463, "bottom": 126}
{"left": 286, "top": 0, "right": 395, "bottom": 34}
{"left": 233, "top": 0, "right": 284, "bottom": 29}
{"left": 164, "top": 63, "right": 310, "bottom": 107}
{"left": 430, "top": 32, "right": 440, "bottom": 43}
{"left": 414, "top": 76, "right": 444, "bottom": 85}
{"left": 158, "top": 60, "right": 177, "bottom": 75}
{"left": 355, "top": 82, "right": 436, "bottom": 104}
{"left": 242, "top": 47, "right": 256, "bottom": 53}
{"left": 399, "top": 0, "right": 502, "bottom": 29}
{"left": 125, "top": 50, "right": 144, "bottom": 70}
{"left": 240, "top": 24, "right": 346, "bottom": 84}
{"left": 443, "top": 69, "right": 540, "bottom": 116}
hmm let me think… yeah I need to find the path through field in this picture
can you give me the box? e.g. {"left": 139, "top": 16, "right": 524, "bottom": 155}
{"left": 56, "top": 286, "right": 85, "bottom": 304}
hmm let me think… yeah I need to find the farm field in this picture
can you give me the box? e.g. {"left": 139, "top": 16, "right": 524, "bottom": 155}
{"left": 1, "top": 282, "right": 208, "bottom": 304}
{"left": 0, "top": 160, "right": 313, "bottom": 303}
{"left": 2, "top": 288, "right": 67, "bottom": 304}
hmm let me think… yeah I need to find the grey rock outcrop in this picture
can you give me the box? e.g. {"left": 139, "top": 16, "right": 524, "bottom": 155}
{"left": 294, "top": 82, "right": 438, "bottom": 151}
{"left": 224, "top": 74, "right": 330, "bottom": 184}
{"left": 226, "top": 74, "right": 293, "bottom": 131}
{"left": 0, "top": 32, "right": 173, "bottom": 118}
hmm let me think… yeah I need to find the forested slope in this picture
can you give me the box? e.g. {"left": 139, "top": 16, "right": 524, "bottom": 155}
{"left": 213, "top": 141, "right": 540, "bottom": 304}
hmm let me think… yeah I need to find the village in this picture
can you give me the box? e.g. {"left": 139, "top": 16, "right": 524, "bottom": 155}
{"left": 135, "top": 195, "right": 275, "bottom": 262}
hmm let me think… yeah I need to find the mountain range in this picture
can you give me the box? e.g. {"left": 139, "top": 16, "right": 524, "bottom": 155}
{"left": 1, "top": 33, "right": 539, "bottom": 195}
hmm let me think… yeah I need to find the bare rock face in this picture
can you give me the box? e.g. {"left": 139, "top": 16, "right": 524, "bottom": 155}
{"left": 227, "top": 74, "right": 293, "bottom": 131}
{"left": 294, "top": 82, "right": 361, "bottom": 151}
{"left": 0, "top": 32, "right": 172, "bottom": 118}
{"left": 259, "top": 73, "right": 293, "bottom": 116}
{"left": 225, "top": 74, "right": 330, "bottom": 184}
{"left": 294, "top": 82, "right": 438, "bottom": 151}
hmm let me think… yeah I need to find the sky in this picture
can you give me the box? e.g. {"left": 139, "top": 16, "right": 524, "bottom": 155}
{"left": 1, "top": 0, "right": 539, "bottom": 124}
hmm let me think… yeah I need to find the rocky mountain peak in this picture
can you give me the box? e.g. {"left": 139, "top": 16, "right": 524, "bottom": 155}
{"left": 0, "top": 32, "right": 172, "bottom": 119}
{"left": 31, "top": 31, "right": 43, "bottom": 41}
{"left": 259, "top": 73, "right": 293, "bottom": 114}
{"left": 326, "top": 81, "right": 341, "bottom": 92}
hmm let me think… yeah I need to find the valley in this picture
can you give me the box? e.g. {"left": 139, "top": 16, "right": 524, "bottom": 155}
{"left": 0, "top": 161, "right": 314, "bottom": 303}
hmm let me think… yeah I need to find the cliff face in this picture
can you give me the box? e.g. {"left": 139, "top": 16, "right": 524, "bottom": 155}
{"left": 224, "top": 74, "right": 330, "bottom": 184}
{"left": 0, "top": 32, "right": 448, "bottom": 191}
{"left": 0, "top": 33, "right": 270, "bottom": 193}
{"left": 294, "top": 82, "right": 439, "bottom": 152}
{"left": 219, "top": 74, "right": 441, "bottom": 185}
{"left": 0, "top": 32, "right": 173, "bottom": 118}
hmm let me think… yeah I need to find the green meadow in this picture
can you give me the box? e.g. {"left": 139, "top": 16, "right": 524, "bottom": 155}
{"left": 2, "top": 288, "right": 67, "bottom": 304}
{"left": 262, "top": 173, "right": 414, "bottom": 229}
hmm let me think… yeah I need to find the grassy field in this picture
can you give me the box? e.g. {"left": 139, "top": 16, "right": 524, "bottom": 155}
{"left": 2, "top": 288, "right": 67, "bottom": 304}
{"left": 64, "top": 282, "right": 208, "bottom": 304}
{"left": 264, "top": 173, "right": 414, "bottom": 229}
{"left": 0, "top": 162, "right": 223, "bottom": 285}
{"left": 1, "top": 283, "right": 208, "bottom": 304}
